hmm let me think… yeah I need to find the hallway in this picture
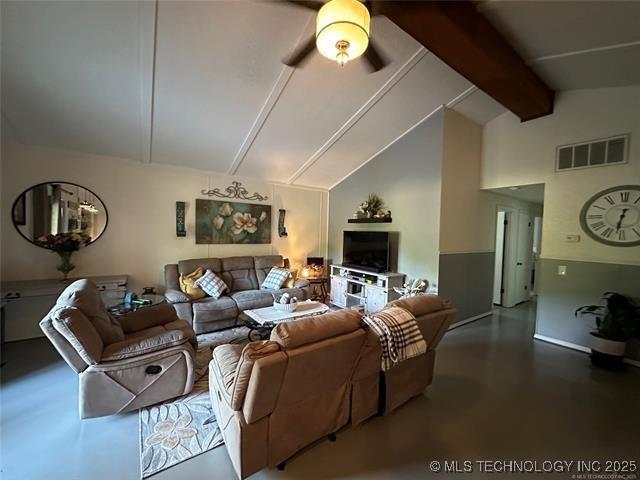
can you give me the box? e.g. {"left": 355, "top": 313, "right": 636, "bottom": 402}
{"left": 1, "top": 303, "right": 638, "bottom": 479}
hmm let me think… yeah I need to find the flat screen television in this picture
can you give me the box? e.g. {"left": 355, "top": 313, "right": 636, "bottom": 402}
{"left": 342, "top": 231, "right": 390, "bottom": 273}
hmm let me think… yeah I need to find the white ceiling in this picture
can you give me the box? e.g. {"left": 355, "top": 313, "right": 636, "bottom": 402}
{"left": 479, "top": 0, "right": 640, "bottom": 91}
{"left": 488, "top": 184, "right": 545, "bottom": 205}
{"left": 2, "top": 1, "right": 638, "bottom": 190}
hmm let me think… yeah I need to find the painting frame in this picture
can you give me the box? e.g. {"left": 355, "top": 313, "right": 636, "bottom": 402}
{"left": 195, "top": 199, "right": 271, "bottom": 245}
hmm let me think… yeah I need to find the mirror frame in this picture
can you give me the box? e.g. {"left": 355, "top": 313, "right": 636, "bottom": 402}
{"left": 11, "top": 181, "right": 109, "bottom": 250}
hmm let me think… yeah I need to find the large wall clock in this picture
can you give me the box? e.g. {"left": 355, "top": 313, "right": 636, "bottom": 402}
{"left": 579, "top": 185, "right": 640, "bottom": 247}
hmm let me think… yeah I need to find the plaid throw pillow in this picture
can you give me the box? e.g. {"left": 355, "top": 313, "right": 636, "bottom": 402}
{"left": 261, "top": 267, "right": 291, "bottom": 290}
{"left": 194, "top": 269, "right": 228, "bottom": 299}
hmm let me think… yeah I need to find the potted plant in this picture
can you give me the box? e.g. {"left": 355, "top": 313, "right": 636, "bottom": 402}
{"left": 575, "top": 292, "right": 640, "bottom": 370}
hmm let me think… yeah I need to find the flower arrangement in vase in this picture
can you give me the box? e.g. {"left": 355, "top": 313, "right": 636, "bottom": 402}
{"left": 36, "top": 232, "right": 91, "bottom": 281}
{"left": 356, "top": 193, "right": 391, "bottom": 219}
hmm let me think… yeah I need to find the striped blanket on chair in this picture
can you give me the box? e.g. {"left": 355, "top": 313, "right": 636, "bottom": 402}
{"left": 363, "top": 306, "right": 427, "bottom": 371}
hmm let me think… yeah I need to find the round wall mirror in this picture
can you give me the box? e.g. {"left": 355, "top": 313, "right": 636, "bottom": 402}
{"left": 12, "top": 182, "right": 108, "bottom": 249}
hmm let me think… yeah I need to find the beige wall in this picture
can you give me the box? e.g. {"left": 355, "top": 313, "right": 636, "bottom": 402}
{"left": 483, "top": 86, "right": 640, "bottom": 265}
{"left": 1, "top": 140, "right": 328, "bottom": 291}
{"left": 441, "top": 108, "right": 542, "bottom": 254}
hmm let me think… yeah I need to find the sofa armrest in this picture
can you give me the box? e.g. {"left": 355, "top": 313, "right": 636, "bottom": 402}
{"left": 165, "top": 288, "right": 190, "bottom": 304}
{"left": 210, "top": 344, "right": 244, "bottom": 410}
{"left": 102, "top": 329, "right": 191, "bottom": 361}
{"left": 210, "top": 341, "right": 280, "bottom": 413}
{"left": 119, "top": 304, "right": 180, "bottom": 333}
{"left": 293, "top": 278, "right": 310, "bottom": 289}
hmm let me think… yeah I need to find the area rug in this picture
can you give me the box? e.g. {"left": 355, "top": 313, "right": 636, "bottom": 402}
{"left": 139, "top": 326, "right": 249, "bottom": 478}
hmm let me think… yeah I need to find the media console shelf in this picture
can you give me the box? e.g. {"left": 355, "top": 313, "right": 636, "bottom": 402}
{"left": 329, "top": 265, "right": 405, "bottom": 314}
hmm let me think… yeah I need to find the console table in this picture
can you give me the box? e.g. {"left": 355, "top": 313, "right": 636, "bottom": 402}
{"left": 1, "top": 275, "right": 128, "bottom": 342}
{"left": 329, "top": 265, "right": 404, "bottom": 314}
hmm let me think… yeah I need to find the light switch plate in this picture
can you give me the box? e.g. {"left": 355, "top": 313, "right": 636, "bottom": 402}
{"left": 565, "top": 235, "right": 580, "bottom": 243}
{"left": 558, "top": 265, "right": 567, "bottom": 276}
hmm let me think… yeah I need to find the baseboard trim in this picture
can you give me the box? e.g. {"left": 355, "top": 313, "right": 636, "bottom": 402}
{"left": 533, "top": 334, "right": 591, "bottom": 353}
{"left": 624, "top": 358, "right": 640, "bottom": 368}
{"left": 449, "top": 311, "right": 493, "bottom": 330}
{"left": 533, "top": 334, "right": 640, "bottom": 368}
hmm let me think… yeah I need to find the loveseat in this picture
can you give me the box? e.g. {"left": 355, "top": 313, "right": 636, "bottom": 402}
{"left": 164, "top": 255, "right": 310, "bottom": 334}
{"left": 40, "top": 279, "right": 197, "bottom": 419}
{"left": 208, "top": 295, "right": 456, "bottom": 478}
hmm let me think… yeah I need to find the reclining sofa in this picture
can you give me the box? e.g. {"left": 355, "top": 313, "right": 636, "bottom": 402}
{"left": 40, "top": 279, "right": 197, "bottom": 419}
{"left": 208, "top": 295, "right": 456, "bottom": 478}
{"left": 164, "top": 255, "right": 310, "bottom": 334}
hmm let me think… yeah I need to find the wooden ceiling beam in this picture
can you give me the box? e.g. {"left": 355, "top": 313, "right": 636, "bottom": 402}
{"left": 374, "top": 1, "right": 555, "bottom": 122}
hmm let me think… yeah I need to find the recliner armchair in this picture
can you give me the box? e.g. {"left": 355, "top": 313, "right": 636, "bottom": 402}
{"left": 40, "top": 279, "right": 197, "bottom": 419}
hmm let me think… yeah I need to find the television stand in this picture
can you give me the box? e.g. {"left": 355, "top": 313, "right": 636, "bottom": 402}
{"left": 329, "top": 264, "right": 405, "bottom": 314}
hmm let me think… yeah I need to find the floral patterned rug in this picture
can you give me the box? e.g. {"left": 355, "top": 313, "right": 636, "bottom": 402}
{"left": 139, "top": 327, "right": 249, "bottom": 478}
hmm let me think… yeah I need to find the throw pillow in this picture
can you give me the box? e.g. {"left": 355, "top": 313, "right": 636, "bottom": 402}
{"left": 194, "top": 269, "right": 228, "bottom": 299}
{"left": 179, "top": 267, "right": 207, "bottom": 300}
{"left": 261, "top": 267, "right": 291, "bottom": 290}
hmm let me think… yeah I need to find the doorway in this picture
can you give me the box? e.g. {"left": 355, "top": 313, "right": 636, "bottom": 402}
{"left": 490, "top": 184, "right": 544, "bottom": 308}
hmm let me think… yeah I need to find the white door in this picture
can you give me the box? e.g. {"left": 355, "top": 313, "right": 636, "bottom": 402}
{"left": 513, "top": 211, "right": 534, "bottom": 304}
{"left": 492, "top": 211, "right": 507, "bottom": 305}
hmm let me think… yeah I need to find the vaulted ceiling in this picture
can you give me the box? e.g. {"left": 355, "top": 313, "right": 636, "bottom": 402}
{"left": 2, "top": 1, "right": 639, "bottom": 189}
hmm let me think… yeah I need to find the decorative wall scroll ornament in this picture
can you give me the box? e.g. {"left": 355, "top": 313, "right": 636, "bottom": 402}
{"left": 176, "top": 201, "right": 186, "bottom": 237}
{"left": 201, "top": 181, "right": 268, "bottom": 202}
{"left": 278, "top": 209, "right": 288, "bottom": 237}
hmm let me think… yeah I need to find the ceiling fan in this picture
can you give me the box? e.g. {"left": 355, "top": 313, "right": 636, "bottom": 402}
{"left": 282, "top": 0, "right": 389, "bottom": 72}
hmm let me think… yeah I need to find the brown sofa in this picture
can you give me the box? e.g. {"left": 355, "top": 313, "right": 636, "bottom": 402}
{"left": 40, "top": 279, "right": 197, "bottom": 419}
{"left": 208, "top": 295, "right": 455, "bottom": 478}
{"left": 351, "top": 295, "right": 456, "bottom": 425}
{"left": 164, "top": 255, "right": 310, "bottom": 334}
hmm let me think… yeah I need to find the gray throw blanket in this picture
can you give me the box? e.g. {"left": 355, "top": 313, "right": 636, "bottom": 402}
{"left": 363, "top": 306, "right": 427, "bottom": 371}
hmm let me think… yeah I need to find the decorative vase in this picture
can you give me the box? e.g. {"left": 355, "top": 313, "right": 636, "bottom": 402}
{"left": 56, "top": 251, "right": 75, "bottom": 281}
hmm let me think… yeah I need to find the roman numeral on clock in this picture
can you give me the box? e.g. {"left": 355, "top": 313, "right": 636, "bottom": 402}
{"left": 620, "top": 191, "right": 630, "bottom": 203}
{"left": 590, "top": 221, "right": 605, "bottom": 231}
{"left": 633, "top": 228, "right": 640, "bottom": 238}
{"left": 587, "top": 214, "right": 603, "bottom": 219}
{"left": 604, "top": 195, "right": 615, "bottom": 205}
{"left": 618, "top": 230, "right": 626, "bottom": 241}
{"left": 601, "top": 227, "right": 613, "bottom": 238}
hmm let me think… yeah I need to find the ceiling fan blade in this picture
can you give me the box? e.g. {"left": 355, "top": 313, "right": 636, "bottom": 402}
{"left": 283, "top": 36, "right": 317, "bottom": 67}
{"left": 363, "top": 40, "right": 388, "bottom": 72}
{"left": 281, "top": 0, "right": 324, "bottom": 11}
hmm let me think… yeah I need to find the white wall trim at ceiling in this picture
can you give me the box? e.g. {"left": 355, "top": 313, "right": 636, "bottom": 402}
{"left": 529, "top": 40, "right": 640, "bottom": 63}
{"left": 227, "top": 66, "right": 296, "bottom": 175}
{"left": 445, "top": 85, "right": 477, "bottom": 108}
{"left": 328, "top": 103, "right": 444, "bottom": 190}
{"left": 227, "top": 16, "right": 315, "bottom": 176}
{"left": 139, "top": 0, "right": 157, "bottom": 164}
{"left": 326, "top": 83, "right": 478, "bottom": 191}
{"left": 287, "top": 47, "right": 429, "bottom": 185}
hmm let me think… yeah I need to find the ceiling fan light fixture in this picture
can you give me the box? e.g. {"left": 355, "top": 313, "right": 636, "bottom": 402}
{"left": 316, "top": 0, "right": 370, "bottom": 66}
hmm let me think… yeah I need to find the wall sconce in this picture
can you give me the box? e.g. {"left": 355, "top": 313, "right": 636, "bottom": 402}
{"left": 278, "top": 209, "right": 288, "bottom": 237}
{"left": 176, "top": 201, "right": 186, "bottom": 237}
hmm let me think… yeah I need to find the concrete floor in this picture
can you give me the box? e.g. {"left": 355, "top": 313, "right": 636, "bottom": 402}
{"left": 1, "top": 302, "right": 639, "bottom": 480}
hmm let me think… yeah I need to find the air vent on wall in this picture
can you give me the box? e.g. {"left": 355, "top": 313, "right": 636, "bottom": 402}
{"left": 556, "top": 134, "right": 629, "bottom": 172}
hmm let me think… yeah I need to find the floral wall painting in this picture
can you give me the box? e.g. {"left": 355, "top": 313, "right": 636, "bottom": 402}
{"left": 195, "top": 199, "right": 271, "bottom": 244}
